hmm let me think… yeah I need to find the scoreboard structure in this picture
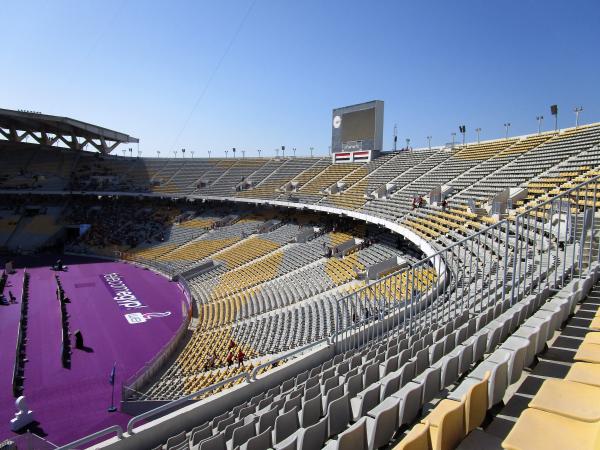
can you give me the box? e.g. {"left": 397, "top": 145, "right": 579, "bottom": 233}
{"left": 331, "top": 100, "right": 384, "bottom": 163}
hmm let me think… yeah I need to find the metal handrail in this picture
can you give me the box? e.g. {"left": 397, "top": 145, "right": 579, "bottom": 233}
{"left": 126, "top": 371, "right": 250, "bottom": 435}
{"left": 56, "top": 425, "right": 123, "bottom": 450}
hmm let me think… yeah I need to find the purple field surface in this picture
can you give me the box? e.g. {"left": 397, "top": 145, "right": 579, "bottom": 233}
{"left": 0, "top": 256, "right": 187, "bottom": 446}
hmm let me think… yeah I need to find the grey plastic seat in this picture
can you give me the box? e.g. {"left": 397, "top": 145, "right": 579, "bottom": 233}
{"left": 414, "top": 348, "right": 430, "bottom": 374}
{"left": 399, "top": 360, "right": 416, "bottom": 388}
{"left": 413, "top": 365, "right": 441, "bottom": 405}
{"left": 229, "top": 420, "right": 256, "bottom": 450}
{"left": 397, "top": 348, "right": 411, "bottom": 368}
{"left": 257, "top": 407, "right": 278, "bottom": 433}
{"left": 323, "top": 384, "right": 344, "bottom": 412}
{"left": 444, "top": 331, "right": 456, "bottom": 354}
{"left": 484, "top": 322, "right": 503, "bottom": 353}
{"left": 216, "top": 416, "right": 236, "bottom": 433}
{"left": 240, "top": 426, "right": 272, "bottom": 450}
{"left": 380, "top": 356, "right": 398, "bottom": 377}
{"left": 190, "top": 425, "right": 213, "bottom": 450}
{"left": 304, "top": 384, "right": 321, "bottom": 401}
{"left": 273, "top": 406, "right": 299, "bottom": 444}
{"left": 499, "top": 336, "right": 529, "bottom": 383}
{"left": 365, "top": 398, "right": 398, "bottom": 450}
{"left": 350, "top": 384, "right": 381, "bottom": 422}
{"left": 199, "top": 433, "right": 226, "bottom": 450}
{"left": 394, "top": 382, "right": 423, "bottom": 426}
{"left": 472, "top": 333, "right": 488, "bottom": 363}
{"left": 300, "top": 393, "right": 322, "bottom": 428}
{"left": 323, "top": 376, "right": 340, "bottom": 396}
{"left": 223, "top": 418, "right": 244, "bottom": 441}
{"left": 522, "top": 315, "right": 551, "bottom": 354}
{"left": 346, "top": 372, "right": 364, "bottom": 398}
{"left": 363, "top": 364, "right": 380, "bottom": 388}
{"left": 439, "top": 353, "right": 460, "bottom": 388}
{"left": 379, "top": 371, "right": 401, "bottom": 401}
{"left": 457, "top": 341, "right": 474, "bottom": 376}
{"left": 511, "top": 325, "right": 539, "bottom": 367}
{"left": 429, "top": 341, "right": 444, "bottom": 365}
{"left": 283, "top": 395, "right": 302, "bottom": 413}
{"left": 297, "top": 416, "right": 327, "bottom": 450}
{"left": 327, "top": 393, "right": 351, "bottom": 438}
{"left": 330, "top": 417, "right": 368, "bottom": 450}
{"left": 165, "top": 431, "right": 186, "bottom": 450}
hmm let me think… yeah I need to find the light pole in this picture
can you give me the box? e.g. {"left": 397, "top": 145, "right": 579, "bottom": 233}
{"left": 275, "top": 148, "right": 279, "bottom": 158}
{"left": 393, "top": 124, "right": 398, "bottom": 151}
{"left": 405, "top": 138, "right": 410, "bottom": 150}
{"left": 574, "top": 106, "right": 583, "bottom": 128}
{"left": 550, "top": 104, "right": 558, "bottom": 131}
{"left": 191, "top": 151, "right": 195, "bottom": 158}
{"left": 426, "top": 136, "right": 432, "bottom": 150}
{"left": 208, "top": 150, "right": 212, "bottom": 158}
{"left": 536, "top": 116, "right": 544, "bottom": 135}
{"left": 451, "top": 132, "right": 456, "bottom": 147}
{"left": 157, "top": 150, "right": 160, "bottom": 158}
{"left": 475, "top": 128, "right": 481, "bottom": 144}
{"left": 504, "top": 122, "right": 511, "bottom": 140}
{"left": 310, "top": 147, "right": 314, "bottom": 157}
{"left": 181, "top": 148, "right": 186, "bottom": 158}
{"left": 281, "top": 146, "right": 285, "bottom": 158}
{"left": 225, "top": 150, "right": 229, "bottom": 158}
{"left": 242, "top": 150, "right": 245, "bottom": 159}
{"left": 137, "top": 150, "right": 142, "bottom": 157}
{"left": 129, "top": 147, "right": 132, "bottom": 157}
{"left": 292, "top": 147, "right": 296, "bottom": 158}
{"left": 122, "top": 149, "right": 126, "bottom": 157}
{"left": 459, "top": 125, "right": 466, "bottom": 145}
{"left": 232, "top": 147, "right": 236, "bottom": 158}
{"left": 173, "top": 150, "right": 177, "bottom": 158}
{"left": 258, "top": 149, "right": 262, "bottom": 158}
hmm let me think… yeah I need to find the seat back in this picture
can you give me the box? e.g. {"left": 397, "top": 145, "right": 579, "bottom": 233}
{"left": 346, "top": 372, "right": 364, "bottom": 398}
{"left": 243, "top": 426, "right": 272, "bottom": 450}
{"left": 274, "top": 406, "right": 299, "bottom": 444}
{"left": 336, "top": 417, "right": 368, "bottom": 450}
{"left": 464, "top": 372, "right": 490, "bottom": 433}
{"left": 199, "top": 432, "right": 226, "bottom": 450}
{"left": 231, "top": 420, "right": 256, "bottom": 450}
{"left": 191, "top": 425, "right": 212, "bottom": 447}
{"left": 298, "top": 417, "right": 327, "bottom": 450}
{"left": 165, "top": 431, "right": 186, "bottom": 450}
{"left": 327, "top": 393, "right": 351, "bottom": 437}
{"left": 435, "top": 400, "right": 465, "bottom": 450}
{"left": 398, "top": 382, "right": 423, "bottom": 426}
{"left": 300, "top": 393, "right": 322, "bottom": 428}
{"left": 370, "top": 399, "right": 399, "bottom": 449}
{"left": 258, "top": 407, "right": 278, "bottom": 433}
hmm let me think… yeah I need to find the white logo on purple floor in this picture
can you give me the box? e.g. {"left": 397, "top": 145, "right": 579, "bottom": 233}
{"left": 124, "top": 311, "right": 172, "bottom": 324}
{"left": 101, "top": 273, "right": 171, "bottom": 325}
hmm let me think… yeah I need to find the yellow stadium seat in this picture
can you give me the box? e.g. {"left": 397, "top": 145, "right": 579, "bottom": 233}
{"left": 502, "top": 408, "right": 600, "bottom": 450}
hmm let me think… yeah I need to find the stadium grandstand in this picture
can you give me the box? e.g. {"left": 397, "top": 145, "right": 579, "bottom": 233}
{"left": 2, "top": 99, "right": 600, "bottom": 450}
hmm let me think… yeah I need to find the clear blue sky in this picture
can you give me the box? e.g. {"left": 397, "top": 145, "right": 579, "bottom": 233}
{"left": 2, "top": 0, "right": 599, "bottom": 157}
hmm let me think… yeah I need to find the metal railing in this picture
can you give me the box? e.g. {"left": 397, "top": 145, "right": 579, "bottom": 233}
{"left": 334, "top": 173, "right": 600, "bottom": 353}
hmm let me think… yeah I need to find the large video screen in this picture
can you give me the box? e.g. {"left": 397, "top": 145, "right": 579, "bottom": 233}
{"left": 341, "top": 109, "right": 375, "bottom": 143}
{"left": 332, "top": 101, "right": 383, "bottom": 154}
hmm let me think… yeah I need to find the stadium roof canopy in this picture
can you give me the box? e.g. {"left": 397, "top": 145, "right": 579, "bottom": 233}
{"left": 0, "top": 108, "right": 139, "bottom": 154}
